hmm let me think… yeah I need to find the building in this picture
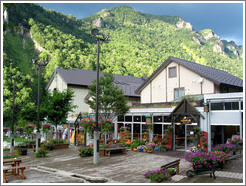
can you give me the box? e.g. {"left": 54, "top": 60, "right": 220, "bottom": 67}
{"left": 114, "top": 56, "right": 243, "bottom": 151}
{"left": 46, "top": 67, "right": 145, "bottom": 119}
{"left": 136, "top": 56, "right": 242, "bottom": 103}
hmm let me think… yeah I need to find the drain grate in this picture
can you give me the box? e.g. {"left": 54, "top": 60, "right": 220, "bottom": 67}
{"left": 71, "top": 174, "right": 108, "bottom": 183}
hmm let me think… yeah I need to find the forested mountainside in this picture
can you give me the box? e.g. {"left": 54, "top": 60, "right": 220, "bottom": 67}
{"left": 3, "top": 3, "right": 243, "bottom": 126}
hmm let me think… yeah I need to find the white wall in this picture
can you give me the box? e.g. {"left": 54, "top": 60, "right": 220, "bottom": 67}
{"left": 140, "top": 61, "right": 216, "bottom": 103}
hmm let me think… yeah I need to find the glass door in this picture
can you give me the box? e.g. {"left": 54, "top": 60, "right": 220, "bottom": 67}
{"left": 185, "top": 125, "right": 196, "bottom": 151}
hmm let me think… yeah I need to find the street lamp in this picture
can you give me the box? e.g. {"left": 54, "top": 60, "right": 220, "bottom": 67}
{"left": 91, "top": 28, "right": 109, "bottom": 164}
{"left": 32, "top": 58, "right": 49, "bottom": 152}
{"left": 8, "top": 74, "right": 22, "bottom": 153}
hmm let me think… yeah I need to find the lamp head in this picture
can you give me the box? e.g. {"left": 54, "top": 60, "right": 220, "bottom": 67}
{"left": 32, "top": 59, "right": 37, "bottom": 64}
{"left": 91, "top": 28, "right": 99, "bottom": 37}
{"left": 198, "top": 77, "right": 203, "bottom": 84}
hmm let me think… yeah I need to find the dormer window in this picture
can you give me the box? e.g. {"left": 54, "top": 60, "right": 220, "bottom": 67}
{"left": 169, "top": 67, "right": 177, "bottom": 78}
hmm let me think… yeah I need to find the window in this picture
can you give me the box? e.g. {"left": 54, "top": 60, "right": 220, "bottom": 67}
{"left": 142, "top": 116, "right": 146, "bottom": 122}
{"left": 225, "top": 102, "right": 239, "bottom": 110}
{"left": 211, "top": 102, "right": 224, "bottom": 110}
{"left": 118, "top": 115, "right": 124, "bottom": 122}
{"left": 164, "top": 116, "right": 171, "bottom": 122}
{"left": 154, "top": 116, "right": 163, "bottom": 122}
{"left": 174, "top": 88, "right": 184, "bottom": 99}
{"left": 133, "top": 116, "right": 141, "bottom": 122}
{"left": 125, "top": 116, "right": 132, "bottom": 122}
{"left": 169, "top": 67, "right": 177, "bottom": 78}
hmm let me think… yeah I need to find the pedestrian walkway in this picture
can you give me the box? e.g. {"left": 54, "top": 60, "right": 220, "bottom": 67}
{"left": 3, "top": 145, "right": 243, "bottom": 183}
{"left": 216, "top": 171, "right": 243, "bottom": 179}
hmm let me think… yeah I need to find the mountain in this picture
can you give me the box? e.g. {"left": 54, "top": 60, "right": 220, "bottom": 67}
{"left": 4, "top": 4, "right": 243, "bottom": 80}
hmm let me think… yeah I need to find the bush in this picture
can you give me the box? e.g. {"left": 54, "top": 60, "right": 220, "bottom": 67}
{"left": 161, "top": 139, "right": 168, "bottom": 145}
{"left": 160, "top": 145, "right": 169, "bottom": 151}
{"left": 79, "top": 147, "right": 93, "bottom": 157}
{"left": 42, "top": 142, "right": 55, "bottom": 151}
{"left": 131, "top": 139, "right": 145, "bottom": 148}
{"left": 145, "top": 169, "right": 172, "bottom": 182}
{"left": 3, "top": 148, "right": 10, "bottom": 151}
{"left": 166, "top": 168, "right": 176, "bottom": 173}
{"left": 35, "top": 148, "right": 48, "bottom": 157}
{"left": 24, "top": 140, "right": 36, "bottom": 145}
{"left": 165, "top": 134, "right": 170, "bottom": 140}
{"left": 3, "top": 154, "right": 19, "bottom": 159}
{"left": 50, "top": 139, "right": 66, "bottom": 144}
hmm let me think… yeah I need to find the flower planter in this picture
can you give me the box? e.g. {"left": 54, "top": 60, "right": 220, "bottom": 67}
{"left": 80, "top": 153, "right": 93, "bottom": 157}
{"left": 54, "top": 143, "right": 69, "bottom": 149}
{"left": 18, "top": 149, "right": 27, "bottom": 156}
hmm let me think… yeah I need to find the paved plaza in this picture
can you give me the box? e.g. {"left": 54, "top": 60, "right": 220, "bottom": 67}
{"left": 3, "top": 145, "right": 244, "bottom": 184}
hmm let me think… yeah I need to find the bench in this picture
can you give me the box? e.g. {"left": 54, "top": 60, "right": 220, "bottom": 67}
{"left": 99, "top": 147, "right": 127, "bottom": 157}
{"left": 3, "top": 166, "right": 26, "bottom": 183}
{"left": 160, "top": 159, "right": 180, "bottom": 174}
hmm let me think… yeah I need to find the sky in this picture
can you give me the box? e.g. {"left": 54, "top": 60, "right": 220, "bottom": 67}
{"left": 39, "top": 2, "right": 244, "bottom": 46}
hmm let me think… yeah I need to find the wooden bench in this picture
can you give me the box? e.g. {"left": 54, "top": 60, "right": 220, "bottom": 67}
{"left": 160, "top": 159, "right": 180, "bottom": 174}
{"left": 3, "top": 166, "right": 26, "bottom": 183}
{"left": 99, "top": 147, "right": 127, "bottom": 157}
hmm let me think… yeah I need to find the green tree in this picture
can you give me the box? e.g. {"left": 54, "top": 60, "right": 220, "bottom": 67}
{"left": 86, "top": 73, "right": 130, "bottom": 120}
{"left": 43, "top": 88, "right": 76, "bottom": 140}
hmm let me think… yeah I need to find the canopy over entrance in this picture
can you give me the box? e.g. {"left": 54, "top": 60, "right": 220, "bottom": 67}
{"left": 169, "top": 98, "right": 204, "bottom": 150}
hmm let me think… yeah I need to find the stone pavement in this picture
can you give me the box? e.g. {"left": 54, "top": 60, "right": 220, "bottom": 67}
{"left": 3, "top": 145, "right": 244, "bottom": 184}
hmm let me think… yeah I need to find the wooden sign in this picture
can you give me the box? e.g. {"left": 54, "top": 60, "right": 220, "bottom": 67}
{"left": 146, "top": 117, "right": 152, "bottom": 125}
{"left": 180, "top": 117, "right": 191, "bottom": 124}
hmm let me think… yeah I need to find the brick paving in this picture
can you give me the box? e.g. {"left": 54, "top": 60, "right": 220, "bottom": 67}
{"left": 2, "top": 145, "right": 244, "bottom": 184}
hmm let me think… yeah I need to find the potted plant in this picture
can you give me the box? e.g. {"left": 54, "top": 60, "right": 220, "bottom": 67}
{"left": 166, "top": 168, "right": 176, "bottom": 175}
{"left": 79, "top": 147, "right": 93, "bottom": 157}
{"left": 145, "top": 169, "right": 172, "bottom": 182}
{"left": 17, "top": 144, "right": 27, "bottom": 155}
{"left": 146, "top": 146, "right": 153, "bottom": 153}
{"left": 24, "top": 124, "right": 35, "bottom": 140}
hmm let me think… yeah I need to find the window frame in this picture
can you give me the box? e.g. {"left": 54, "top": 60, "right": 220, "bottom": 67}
{"left": 168, "top": 66, "right": 177, "bottom": 78}
{"left": 174, "top": 87, "right": 185, "bottom": 100}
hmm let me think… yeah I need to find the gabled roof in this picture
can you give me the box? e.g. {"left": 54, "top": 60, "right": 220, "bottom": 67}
{"left": 46, "top": 68, "right": 144, "bottom": 98}
{"left": 169, "top": 98, "right": 205, "bottom": 119}
{"left": 136, "top": 56, "right": 243, "bottom": 94}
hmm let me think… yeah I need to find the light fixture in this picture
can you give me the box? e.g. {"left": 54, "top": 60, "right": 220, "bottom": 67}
{"left": 198, "top": 77, "right": 203, "bottom": 84}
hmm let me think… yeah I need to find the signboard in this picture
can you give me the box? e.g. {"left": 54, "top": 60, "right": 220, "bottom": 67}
{"left": 145, "top": 116, "right": 152, "bottom": 125}
{"left": 180, "top": 117, "right": 191, "bottom": 124}
{"left": 69, "top": 128, "right": 72, "bottom": 142}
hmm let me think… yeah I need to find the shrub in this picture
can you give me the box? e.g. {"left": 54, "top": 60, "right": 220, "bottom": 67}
{"left": 3, "top": 154, "right": 18, "bottom": 159}
{"left": 193, "top": 127, "right": 200, "bottom": 133}
{"left": 35, "top": 148, "right": 48, "bottom": 157}
{"left": 42, "top": 142, "right": 55, "bottom": 151}
{"left": 79, "top": 147, "right": 93, "bottom": 157}
{"left": 166, "top": 168, "right": 176, "bottom": 173}
{"left": 50, "top": 139, "right": 66, "bottom": 144}
{"left": 145, "top": 169, "right": 172, "bottom": 182}
{"left": 161, "top": 139, "right": 168, "bottom": 145}
{"left": 167, "top": 126, "right": 173, "bottom": 131}
{"left": 165, "top": 134, "right": 170, "bottom": 140}
{"left": 131, "top": 140, "right": 145, "bottom": 148}
{"left": 24, "top": 140, "right": 36, "bottom": 145}
{"left": 3, "top": 148, "right": 10, "bottom": 151}
{"left": 160, "top": 145, "right": 169, "bottom": 151}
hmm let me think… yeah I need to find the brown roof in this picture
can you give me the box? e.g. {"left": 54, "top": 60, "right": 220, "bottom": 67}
{"left": 46, "top": 68, "right": 144, "bottom": 97}
{"left": 136, "top": 56, "right": 243, "bottom": 94}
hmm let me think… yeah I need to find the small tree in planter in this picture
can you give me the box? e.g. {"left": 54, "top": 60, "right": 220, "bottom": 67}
{"left": 79, "top": 118, "right": 96, "bottom": 136}
{"left": 41, "top": 123, "right": 52, "bottom": 141}
{"left": 100, "top": 119, "right": 113, "bottom": 145}
{"left": 24, "top": 124, "right": 35, "bottom": 140}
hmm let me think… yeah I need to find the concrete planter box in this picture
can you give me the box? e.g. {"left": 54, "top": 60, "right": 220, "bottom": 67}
{"left": 54, "top": 143, "right": 69, "bottom": 149}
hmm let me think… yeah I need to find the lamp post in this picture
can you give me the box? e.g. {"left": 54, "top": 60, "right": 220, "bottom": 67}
{"left": 91, "top": 28, "right": 109, "bottom": 164}
{"left": 32, "top": 59, "right": 49, "bottom": 152}
{"left": 8, "top": 74, "right": 22, "bottom": 153}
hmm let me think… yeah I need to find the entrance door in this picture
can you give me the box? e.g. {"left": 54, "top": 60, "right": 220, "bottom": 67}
{"left": 175, "top": 125, "right": 185, "bottom": 149}
{"left": 185, "top": 125, "right": 196, "bottom": 151}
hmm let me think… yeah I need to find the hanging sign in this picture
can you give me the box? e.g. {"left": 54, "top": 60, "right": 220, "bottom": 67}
{"left": 180, "top": 117, "right": 191, "bottom": 124}
{"left": 145, "top": 116, "right": 152, "bottom": 125}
